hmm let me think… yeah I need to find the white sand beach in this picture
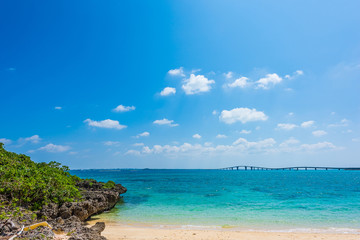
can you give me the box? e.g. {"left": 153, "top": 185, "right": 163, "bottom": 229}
{"left": 87, "top": 220, "right": 360, "bottom": 240}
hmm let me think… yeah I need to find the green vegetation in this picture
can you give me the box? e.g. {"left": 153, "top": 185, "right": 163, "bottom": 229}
{"left": 0, "top": 143, "right": 81, "bottom": 210}
{"left": 103, "top": 180, "right": 116, "bottom": 189}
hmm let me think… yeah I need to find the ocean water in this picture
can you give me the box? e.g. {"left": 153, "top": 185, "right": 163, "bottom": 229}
{"left": 71, "top": 169, "right": 360, "bottom": 232}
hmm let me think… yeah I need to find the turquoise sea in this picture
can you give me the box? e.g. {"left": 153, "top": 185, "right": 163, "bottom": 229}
{"left": 71, "top": 169, "right": 360, "bottom": 232}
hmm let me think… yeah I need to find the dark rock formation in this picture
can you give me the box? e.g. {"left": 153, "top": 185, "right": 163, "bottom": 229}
{"left": 1, "top": 179, "right": 127, "bottom": 239}
{"left": 41, "top": 179, "right": 126, "bottom": 222}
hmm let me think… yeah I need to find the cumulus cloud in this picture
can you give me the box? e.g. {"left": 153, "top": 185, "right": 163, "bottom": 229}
{"left": 224, "top": 71, "right": 233, "bottom": 79}
{"left": 104, "top": 141, "right": 121, "bottom": 146}
{"left": 312, "top": 130, "right": 327, "bottom": 137}
{"left": 124, "top": 137, "right": 340, "bottom": 157}
{"left": 153, "top": 118, "right": 179, "bottom": 127}
{"left": 193, "top": 134, "right": 201, "bottom": 139}
{"left": 328, "top": 119, "right": 349, "bottom": 127}
{"left": 219, "top": 108, "right": 268, "bottom": 124}
{"left": 277, "top": 123, "right": 297, "bottom": 130}
{"left": 300, "top": 142, "right": 337, "bottom": 151}
{"left": 23, "top": 135, "right": 42, "bottom": 144}
{"left": 160, "top": 87, "right": 176, "bottom": 96}
{"left": 113, "top": 104, "right": 135, "bottom": 112}
{"left": 38, "top": 143, "right": 70, "bottom": 153}
{"left": 125, "top": 150, "right": 141, "bottom": 156}
{"left": 233, "top": 137, "right": 273, "bottom": 146}
{"left": 182, "top": 74, "right": 215, "bottom": 95}
{"left": 279, "top": 137, "right": 300, "bottom": 148}
{"left": 54, "top": 106, "right": 62, "bottom": 110}
{"left": 285, "top": 70, "right": 304, "bottom": 79}
{"left": 84, "top": 119, "right": 127, "bottom": 130}
{"left": 239, "top": 130, "right": 251, "bottom": 134}
{"left": 133, "top": 143, "right": 144, "bottom": 146}
{"left": 136, "top": 132, "right": 150, "bottom": 138}
{"left": 257, "top": 73, "right": 282, "bottom": 89}
{"left": 301, "top": 121, "right": 315, "bottom": 128}
{"left": 228, "top": 77, "right": 249, "bottom": 88}
{"left": 168, "top": 67, "right": 185, "bottom": 77}
{"left": 0, "top": 138, "right": 12, "bottom": 145}
{"left": 216, "top": 134, "right": 227, "bottom": 139}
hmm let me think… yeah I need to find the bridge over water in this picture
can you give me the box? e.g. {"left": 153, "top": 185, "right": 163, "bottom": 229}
{"left": 220, "top": 166, "right": 360, "bottom": 171}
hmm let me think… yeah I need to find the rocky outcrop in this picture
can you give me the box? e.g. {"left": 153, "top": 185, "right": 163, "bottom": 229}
{"left": 1, "top": 179, "right": 126, "bottom": 239}
{"left": 54, "top": 216, "right": 106, "bottom": 240}
{"left": 41, "top": 179, "right": 126, "bottom": 222}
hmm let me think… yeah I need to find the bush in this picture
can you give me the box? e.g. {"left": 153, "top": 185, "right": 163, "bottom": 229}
{"left": 103, "top": 180, "right": 116, "bottom": 189}
{"left": 0, "top": 143, "right": 81, "bottom": 210}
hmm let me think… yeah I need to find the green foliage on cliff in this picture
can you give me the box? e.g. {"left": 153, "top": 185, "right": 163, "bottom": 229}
{"left": 103, "top": 180, "right": 116, "bottom": 189}
{"left": 0, "top": 143, "right": 81, "bottom": 210}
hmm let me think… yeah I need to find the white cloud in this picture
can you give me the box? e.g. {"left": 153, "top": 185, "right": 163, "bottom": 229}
{"left": 301, "top": 121, "right": 315, "bottom": 128}
{"left": 224, "top": 71, "right": 233, "bottom": 79}
{"left": 212, "top": 110, "right": 218, "bottom": 115}
{"left": 168, "top": 67, "right": 185, "bottom": 77}
{"left": 232, "top": 138, "right": 276, "bottom": 150}
{"left": 125, "top": 137, "right": 340, "bottom": 157}
{"left": 142, "top": 146, "right": 152, "bottom": 154}
{"left": 285, "top": 70, "right": 304, "bottom": 79}
{"left": 182, "top": 74, "right": 215, "bottom": 95}
{"left": 352, "top": 138, "right": 360, "bottom": 142}
{"left": 160, "top": 87, "right": 176, "bottom": 96}
{"left": 104, "top": 141, "right": 121, "bottom": 146}
{"left": 193, "top": 134, "right": 201, "bottom": 139}
{"left": 84, "top": 119, "right": 127, "bottom": 130}
{"left": 277, "top": 123, "right": 297, "bottom": 130}
{"left": 191, "top": 69, "right": 202, "bottom": 74}
{"left": 153, "top": 118, "right": 179, "bottom": 127}
{"left": 24, "top": 135, "right": 41, "bottom": 144}
{"left": 328, "top": 118, "right": 349, "bottom": 127}
{"left": 0, "top": 138, "right": 12, "bottom": 145}
{"left": 257, "top": 73, "right": 282, "bottom": 89}
{"left": 216, "top": 134, "right": 227, "bottom": 139}
{"left": 312, "top": 130, "right": 327, "bottom": 137}
{"left": 296, "top": 70, "right": 304, "bottom": 75}
{"left": 239, "top": 130, "right": 251, "bottom": 134}
{"left": 288, "top": 112, "right": 294, "bottom": 116}
{"left": 219, "top": 108, "right": 268, "bottom": 124}
{"left": 279, "top": 137, "right": 300, "bottom": 148}
{"left": 301, "top": 142, "right": 337, "bottom": 151}
{"left": 113, "top": 105, "right": 135, "bottom": 112}
{"left": 54, "top": 106, "right": 62, "bottom": 110}
{"left": 228, "top": 77, "right": 249, "bottom": 88}
{"left": 136, "top": 132, "right": 150, "bottom": 138}
{"left": 133, "top": 143, "right": 144, "bottom": 147}
{"left": 125, "top": 150, "right": 141, "bottom": 156}
{"left": 38, "top": 143, "right": 70, "bottom": 153}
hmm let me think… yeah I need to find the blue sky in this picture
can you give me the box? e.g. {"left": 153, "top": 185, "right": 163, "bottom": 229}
{"left": 1, "top": 0, "right": 359, "bottom": 169}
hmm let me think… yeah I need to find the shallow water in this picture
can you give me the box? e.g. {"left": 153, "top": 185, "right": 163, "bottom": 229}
{"left": 71, "top": 169, "right": 360, "bottom": 232}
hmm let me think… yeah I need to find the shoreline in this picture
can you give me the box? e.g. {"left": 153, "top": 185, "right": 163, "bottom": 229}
{"left": 87, "top": 219, "right": 360, "bottom": 240}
